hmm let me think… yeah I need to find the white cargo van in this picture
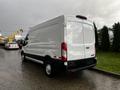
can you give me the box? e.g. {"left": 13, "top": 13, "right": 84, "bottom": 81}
{"left": 21, "top": 15, "right": 97, "bottom": 77}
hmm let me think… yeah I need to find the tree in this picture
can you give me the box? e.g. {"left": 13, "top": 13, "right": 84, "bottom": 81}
{"left": 112, "top": 22, "right": 120, "bottom": 51}
{"left": 93, "top": 22, "right": 99, "bottom": 48}
{"left": 101, "top": 26, "right": 110, "bottom": 51}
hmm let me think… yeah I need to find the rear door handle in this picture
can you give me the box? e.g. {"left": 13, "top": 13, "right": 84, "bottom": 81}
{"left": 86, "top": 47, "right": 90, "bottom": 49}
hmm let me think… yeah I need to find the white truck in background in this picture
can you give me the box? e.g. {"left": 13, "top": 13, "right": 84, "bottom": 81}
{"left": 21, "top": 15, "right": 97, "bottom": 77}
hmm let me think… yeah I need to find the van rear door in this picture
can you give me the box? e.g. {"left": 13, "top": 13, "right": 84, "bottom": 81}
{"left": 66, "top": 21, "right": 85, "bottom": 61}
{"left": 83, "top": 23, "right": 95, "bottom": 59}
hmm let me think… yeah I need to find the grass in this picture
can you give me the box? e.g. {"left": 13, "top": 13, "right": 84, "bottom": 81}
{"left": 96, "top": 51, "right": 120, "bottom": 74}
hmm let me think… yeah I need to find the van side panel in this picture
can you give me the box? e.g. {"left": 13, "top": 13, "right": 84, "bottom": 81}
{"left": 24, "top": 16, "right": 65, "bottom": 59}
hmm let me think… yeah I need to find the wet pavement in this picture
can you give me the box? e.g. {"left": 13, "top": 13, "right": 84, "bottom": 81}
{"left": 0, "top": 48, "right": 120, "bottom": 90}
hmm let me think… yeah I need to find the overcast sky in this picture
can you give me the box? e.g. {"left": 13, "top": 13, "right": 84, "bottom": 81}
{"left": 0, "top": 0, "right": 120, "bottom": 36}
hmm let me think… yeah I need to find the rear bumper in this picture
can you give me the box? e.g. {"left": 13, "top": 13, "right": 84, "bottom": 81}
{"left": 66, "top": 58, "right": 97, "bottom": 72}
{"left": 67, "top": 63, "right": 96, "bottom": 72}
{"left": 54, "top": 58, "right": 97, "bottom": 72}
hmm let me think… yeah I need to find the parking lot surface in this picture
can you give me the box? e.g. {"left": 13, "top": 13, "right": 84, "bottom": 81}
{"left": 0, "top": 48, "right": 120, "bottom": 90}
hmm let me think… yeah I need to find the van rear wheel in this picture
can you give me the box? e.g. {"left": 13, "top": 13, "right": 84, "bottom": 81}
{"left": 45, "top": 63, "right": 55, "bottom": 78}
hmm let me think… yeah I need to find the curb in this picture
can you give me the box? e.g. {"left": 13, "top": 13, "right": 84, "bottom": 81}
{"left": 89, "top": 67, "right": 120, "bottom": 79}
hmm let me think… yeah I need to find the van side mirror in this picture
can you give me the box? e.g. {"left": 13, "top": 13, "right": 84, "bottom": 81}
{"left": 22, "top": 40, "right": 28, "bottom": 46}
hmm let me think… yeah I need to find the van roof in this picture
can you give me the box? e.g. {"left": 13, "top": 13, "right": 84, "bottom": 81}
{"left": 65, "top": 15, "right": 93, "bottom": 24}
{"left": 30, "top": 15, "right": 93, "bottom": 32}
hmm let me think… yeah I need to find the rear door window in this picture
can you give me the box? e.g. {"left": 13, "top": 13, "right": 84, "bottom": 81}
{"left": 66, "top": 21, "right": 83, "bottom": 44}
{"left": 83, "top": 24, "right": 95, "bottom": 44}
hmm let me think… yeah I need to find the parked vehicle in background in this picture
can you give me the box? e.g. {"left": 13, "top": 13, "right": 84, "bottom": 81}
{"left": 21, "top": 15, "right": 97, "bottom": 77}
{"left": 5, "top": 42, "right": 19, "bottom": 50}
{"left": 0, "top": 36, "right": 6, "bottom": 45}
{"left": 4, "top": 29, "right": 23, "bottom": 49}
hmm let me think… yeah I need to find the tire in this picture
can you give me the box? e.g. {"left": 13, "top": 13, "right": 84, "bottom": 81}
{"left": 45, "top": 62, "right": 55, "bottom": 78}
{"left": 21, "top": 52, "right": 26, "bottom": 62}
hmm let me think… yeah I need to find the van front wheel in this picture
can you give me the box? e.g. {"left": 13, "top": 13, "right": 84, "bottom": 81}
{"left": 21, "top": 53, "right": 26, "bottom": 62}
{"left": 45, "top": 63, "right": 54, "bottom": 78}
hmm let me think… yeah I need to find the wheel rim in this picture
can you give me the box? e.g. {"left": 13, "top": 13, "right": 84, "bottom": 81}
{"left": 46, "top": 64, "right": 51, "bottom": 75}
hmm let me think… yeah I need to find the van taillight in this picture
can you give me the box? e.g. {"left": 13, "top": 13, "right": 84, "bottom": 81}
{"left": 61, "top": 42, "right": 67, "bottom": 61}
